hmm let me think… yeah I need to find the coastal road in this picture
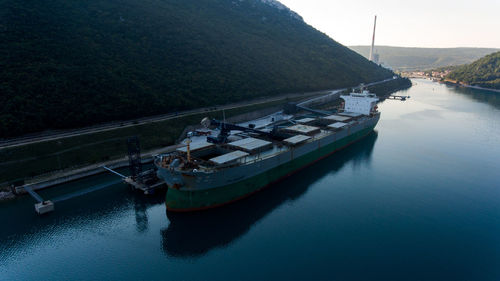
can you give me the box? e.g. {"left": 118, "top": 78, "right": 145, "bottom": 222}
{"left": 0, "top": 77, "right": 397, "bottom": 149}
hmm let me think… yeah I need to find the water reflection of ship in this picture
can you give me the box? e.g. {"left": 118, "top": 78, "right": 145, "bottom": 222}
{"left": 134, "top": 193, "right": 165, "bottom": 233}
{"left": 161, "top": 131, "right": 378, "bottom": 258}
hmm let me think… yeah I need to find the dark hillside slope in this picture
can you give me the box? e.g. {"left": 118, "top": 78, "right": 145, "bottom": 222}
{"left": 446, "top": 51, "right": 500, "bottom": 90}
{"left": 1, "top": 0, "right": 393, "bottom": 137}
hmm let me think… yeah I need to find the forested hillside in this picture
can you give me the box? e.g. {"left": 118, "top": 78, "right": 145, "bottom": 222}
{"left": 349, "top": 46, "right": 498, "bottom": 71}
{"left": 446, "top": 52, "right": 500, "bottom": 90}
{"left": 1, "top": 0, "right": 393, "bottom": 138}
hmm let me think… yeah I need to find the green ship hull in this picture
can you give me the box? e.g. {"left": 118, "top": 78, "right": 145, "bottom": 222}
{"left": 166, "top": 125, "right": 376, "bottom": 211}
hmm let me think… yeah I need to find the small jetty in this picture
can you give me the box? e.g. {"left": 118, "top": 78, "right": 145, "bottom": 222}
{"left": 23, "top": 137, "right": 165, "bottom": 215}
{"left": 104, "top": 167, "right": 164, "bottom": 195}
{"left": 23, "top": 186, "right": 54, "bottom": 215}
{"left": 387, "top": 95, "right": 410, "bottom": 101}
{"left": 104, "top": 137, "right": 165, "bottom": 195}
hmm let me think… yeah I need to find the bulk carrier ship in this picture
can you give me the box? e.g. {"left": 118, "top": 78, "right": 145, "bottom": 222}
{"left": 155, "top": 89, "right": 380, "bottom": 211}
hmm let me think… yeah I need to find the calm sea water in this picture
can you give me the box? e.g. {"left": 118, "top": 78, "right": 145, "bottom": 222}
{"left": 1, "top": 79, "right": 499, "bottom": 280}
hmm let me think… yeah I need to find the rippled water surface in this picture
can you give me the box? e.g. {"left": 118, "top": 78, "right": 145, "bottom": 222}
{"left": 1, "top": 79, "right": 499, "bottom": 280}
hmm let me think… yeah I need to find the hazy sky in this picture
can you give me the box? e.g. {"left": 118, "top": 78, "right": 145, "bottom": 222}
{"left": 279, "top": 0, "right": 500, "bottom": 48}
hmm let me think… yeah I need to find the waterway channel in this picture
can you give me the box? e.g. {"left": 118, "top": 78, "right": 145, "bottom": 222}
{"left": 1, "top": 79, "right": 499, "bottom": 280}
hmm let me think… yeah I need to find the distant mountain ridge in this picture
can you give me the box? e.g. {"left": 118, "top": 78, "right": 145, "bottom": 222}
{"left": 349, "top": 46, "right": 499, "bottom": 71}
{"left": 446, "top": 51, "right": 500, "bottom": 90}
{"left": 0, "top": 0, "right": 394, "bottom": 137}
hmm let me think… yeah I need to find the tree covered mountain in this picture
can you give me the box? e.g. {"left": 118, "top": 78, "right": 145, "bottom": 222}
{"left": 349, "top": 46, "right": 499, "bottom": 71}
{"left": 446, "top": 51, "right": 500, "bottom": 90}
{"left": 1, "top": 0, "right": 394, "bottom": 138}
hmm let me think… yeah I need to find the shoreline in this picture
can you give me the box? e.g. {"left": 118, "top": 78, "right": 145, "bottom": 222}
{"left": 457, "top": 84, "right": 500, "bottom": 93}
{"left": 0, "top": 106, "right": 282, "bottom": 201}
{"left": 0, "top": 105, "right": 287, "bottom": 201}
{"left": 0, "top": 77, "right": 406, "bottom": 202}
{"left": 441, "top": 81, "right": 500, "bottom": 93}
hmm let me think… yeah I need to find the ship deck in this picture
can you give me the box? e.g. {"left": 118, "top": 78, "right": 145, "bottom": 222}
{"left": 156, "top": 111, "right": 377, "bottom": 173}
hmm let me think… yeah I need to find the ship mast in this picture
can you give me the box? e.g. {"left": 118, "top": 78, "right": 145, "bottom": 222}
{"left": 186, "top": 138, "right": 192, "bottom": 163}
